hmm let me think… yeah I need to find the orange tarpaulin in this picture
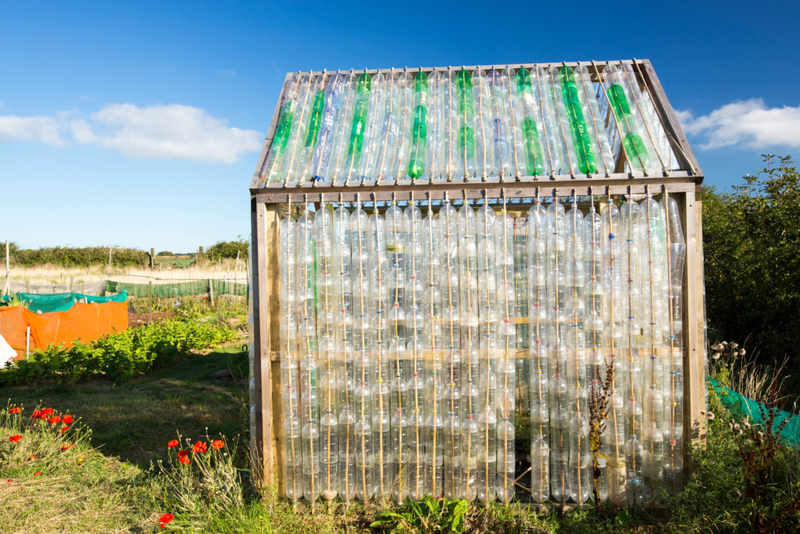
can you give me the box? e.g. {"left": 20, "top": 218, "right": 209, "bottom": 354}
{"left": 0, "top": 302, "right": 128, "bottom": 359}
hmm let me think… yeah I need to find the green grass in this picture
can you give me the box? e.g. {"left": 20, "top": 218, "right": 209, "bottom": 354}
{"left": 2, "top": 331, "right": 797, "bottom": 533}
{"left": 0, "top": 344, "right": 249, "bottom": 467}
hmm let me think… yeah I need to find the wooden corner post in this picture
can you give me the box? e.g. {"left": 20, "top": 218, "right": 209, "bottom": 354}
{"left": 682, "top": 189, "right": 707, "bottom": 467}
{"left": 251, "top": 199, "right": 280, "bottom": 482}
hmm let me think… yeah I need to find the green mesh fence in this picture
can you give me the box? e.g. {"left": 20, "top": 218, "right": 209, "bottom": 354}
{"left": 1, "top": 291, "right": 128, "bottom": 314}
{"left": 106, "top": 280, "right": 248, "bottom": 298}
{"left": 710, "top": 378, "right": 800, "bottom": 449}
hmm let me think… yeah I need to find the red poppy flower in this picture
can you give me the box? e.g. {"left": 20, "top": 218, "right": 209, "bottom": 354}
{"left": 31, "top": 410, "right": 43, "bottom": 419}
{"left": 159, "top": 513, "right": 174, "bottom": 528}
{"left": 8, "top": 408, "right": 21, "bottom": 414}
{"left": 167, "top": 439, "right": 179, "bottom": 448}
{"left": 178, "top": 455, "right": 190, "bottom": 465}
{"left": 33, "top": 471, "right": 41, "bottom": 477}
{"left": 176, "top": 450, "right": 188, "bottom": 459}
{"left": 29, "top": 455, "right": 36, "bottom": 460}
{"left": 192, "top": 441, "right": 207, "bottom": 453}
{"left": 211, "top": 440, "right": 224, "bottom": 450}
{"left": 62, "top": 415, "right": 74, "bottom": 424}
{"left": 60, "top": 443, "right": 73, "bottom": 451}
{"left": 9, "top": 435, "right": 21, "bottom": 443}
{"left": 48, "top": 416, "right": 61, "bottom": 424}
{"left": 42, "top": 408, "right": 54, "bottom": 416}
{"left": 60, "top": 426, "right": 69, "bottom": 434}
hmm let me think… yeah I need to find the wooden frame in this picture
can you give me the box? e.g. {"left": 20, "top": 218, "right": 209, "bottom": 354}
{"left": 249, "top": 58, "right": 707, "bottom": 488}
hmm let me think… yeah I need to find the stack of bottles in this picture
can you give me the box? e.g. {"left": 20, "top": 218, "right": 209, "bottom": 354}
{"left": 259, "top": 65, "right": 674, "bottom": 183}
{"left": 275, "top": 191, "right": 686, "bottom": 505}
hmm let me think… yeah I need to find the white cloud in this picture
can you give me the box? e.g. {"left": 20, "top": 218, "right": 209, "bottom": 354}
{"left": 677, "top": 99, "right": 800, "bottom": 150}
{"left": 0, "top": 103, "right": 263, "bottom": 164}
{"left": 74, "top": 103, "right": 263, "bottom": 164}
{"left": 0, "top": 115, "right": 67, "bottom": 146}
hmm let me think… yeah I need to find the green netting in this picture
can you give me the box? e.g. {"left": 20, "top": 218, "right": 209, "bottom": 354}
{"left": 1, "top": 291, "right": 128, "bottom": 314}
{"left": 710, "top": 378, "right": 800, "bottom": 448}
{"left": 106, "top": 280, "right": 248, "bottom": 298}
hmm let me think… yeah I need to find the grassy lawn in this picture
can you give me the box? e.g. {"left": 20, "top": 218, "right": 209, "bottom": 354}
{"left": 0, "top": 344, "right": 249, "bottom": 467}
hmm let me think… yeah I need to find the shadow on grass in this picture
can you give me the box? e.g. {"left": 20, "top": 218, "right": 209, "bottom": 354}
{"left": 0, "top": 345, "right": 250, "bottom": 468}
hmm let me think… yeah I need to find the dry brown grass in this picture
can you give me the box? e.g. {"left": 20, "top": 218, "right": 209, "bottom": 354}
{"left": 8, "top": 264, "right": 248, "bottom": 287}
{"left": 0, "top": 462, "right": 155, "bottom": 534}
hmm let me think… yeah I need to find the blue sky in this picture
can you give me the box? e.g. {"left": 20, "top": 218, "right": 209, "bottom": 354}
{"left": 2, "top": 0, "right": 798, "bottom": 251}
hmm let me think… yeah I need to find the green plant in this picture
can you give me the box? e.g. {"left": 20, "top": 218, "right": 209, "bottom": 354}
{"left": 155, "top": 433, "right": 245, "bottom": 531}
{"left": 704, "top": 155, "right": 800, "bottom": 377}
{"left": 1, "top": 244, "right": 149, "bottom": 268}
{"left": 206, "top": 237, "right": 249, "bottom": 261}
{"left": 371, "top": 495, "right": 469, "bottom": 534}
{"left": 0, "top": 317, "right": 237, "bottom": 385}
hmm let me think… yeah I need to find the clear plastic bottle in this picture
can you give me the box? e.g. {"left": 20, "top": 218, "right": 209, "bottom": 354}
{"left": 297, "top": 206, "right": 320, "bottom": 502}
{"left": 315, "top": 205, "right": 339, "bottom": 501}
{"left": 426, "top": 70, "right": 445, "bottom": 180}
{"left": 326, "top": 72, "right": 356, "bottom": 182}
{"left": 542, "top": 67, "right": 579, "bottom": 176}
{"left": 500, "top": 67, "right": 525, "bottom": 178}
{"left": 333, "top": 205, "right": 355, "bottom": 500}
{"left": 439, "top": 198, "right": 462, "bottom": 498}
{"left": 368, "top": 207, "right": 392, "bottom": 501}
{"left": 494, "top": 204, "right": 516, "bottom": 502}
{"left": 280, "top": 75, "right": 316, "bottom": 183}
{"left": 423, "top": 201, "right": 444, "bottom": 497}
{"left": 310, "top": 73, "right": 344, "bottom": 180}
{"left": 260, "top": 74, "right": 301, "bottom": 182}
{"left": 583, "top": 202, "right": 608, "bottom": 502}
{"left": 279, "top": 213, "right": 302, "bottom": 501}
{"left": 358, "top": 73, "right": 387, "bottom": 181}
{"left": 661, "top": 194, "right": 685, "bottom": 496}
{"left": 350, "top": 201, "right": 374, "bottom": 501}
{"left": 392, "top": 70, "right": 415, "bottom": 180}
{"left": 601, "top": 199, "right": 627, "bottom": 505}
{"left": 620, "top": 200, "right": 644, "bottom": 506}
{"left": 528, "top": 198, "right": 550, "bottom": 502}
{"left": 546, "top": 199, "right": 570, "bottom": 503}
{"left": 566, "top": 200, "right": 590, "bottom": 503}
{"left": 487, "top": 69, "right": 512, "bottom": 179}
{"left": 405, "top": 199, "right": 426, "bottom": 501}
{"left": 471, "top": 69, "right": 491, "bottom": 179}
{"left": 476, "top": 202, "right": 497, "bottom": 503}
{"left": 458, "top": 201, "right": 479, "bottom": 501}
{"left": 375, "top": 71, "right": 401, "bottom": 180}
{"left": 442, "top": 68, "right": 458, "bottom": 180}
{"left": 386, "top": 199, "right": 409, "bottom": 502}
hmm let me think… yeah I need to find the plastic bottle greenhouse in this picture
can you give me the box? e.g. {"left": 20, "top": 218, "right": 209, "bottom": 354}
{"left": 247, "top": 60, "right": 708, "bottom": 507}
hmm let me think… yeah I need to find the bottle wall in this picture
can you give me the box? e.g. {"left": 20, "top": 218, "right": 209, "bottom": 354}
{"left": 274, "top": 193, "right": 685, "bottom": 504}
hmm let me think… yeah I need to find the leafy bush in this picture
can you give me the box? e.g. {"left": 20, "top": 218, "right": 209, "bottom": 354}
{"left": 0, "top": 318, "right": 236, "bottom": 385}
{"left": 703, "top": 155, "right": 800, "bottom": 371}
{"left": 206, "top": 237, "right": 248, "bottom": 261}
{"left": 157, "top": 251, "right": 175, "bottom": 256}
{"left": 0, "top": 243, "right": 148, "bottom": 268}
